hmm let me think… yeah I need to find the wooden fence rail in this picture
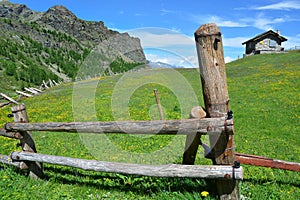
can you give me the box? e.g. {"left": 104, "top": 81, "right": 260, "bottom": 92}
{"left": 4, "top": 118, "right": 233, "bottom": 135}
{"left": 0, "top": 154, "right": 21, "bottom": 168}
{"left": 8, "top": 151, "right": 243, "bottom": 180}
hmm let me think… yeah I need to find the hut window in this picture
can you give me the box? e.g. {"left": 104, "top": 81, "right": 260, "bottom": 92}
{"left": 269, "top": 40, "right": 276, "bottom": 48}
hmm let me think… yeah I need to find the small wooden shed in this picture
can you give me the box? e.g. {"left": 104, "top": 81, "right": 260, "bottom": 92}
{"left": 242, "top": 30, "right": 287, "bottom": 56}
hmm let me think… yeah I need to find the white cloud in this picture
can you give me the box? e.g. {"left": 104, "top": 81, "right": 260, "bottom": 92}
{"left": 241, "top": 13, "right": 286, "bottom": 30}
{"left": 160, "top": 9, "right": 182, "bottom": 16}
{"left": 207, "top": 16, "right": 248, "bottom": 27}
{"left": 128, "top": 29, "right": 194, "bottom": 48}
{"left": 225, "top": 57, "right": 235, "bottom": 63}
{"left": 145, "top": 53, "right": 197, "bottom": 68}
{"left": 192, "top": 15, "right": 248, "bottom": 28}
{"left": 146, "top": 53, "right": 169, "bottom": 63}
{"left": 254, "top": 1, "right": 300, "bottom": 10}
{"left": 223, "top": 37, "right": 249, "bottom": 47}
{"left": 282, "top": 35, "right": 300, "bottom": 49}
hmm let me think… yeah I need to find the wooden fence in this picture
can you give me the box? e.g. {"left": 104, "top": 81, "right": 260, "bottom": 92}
{"left": 0, "top": 103, "right": 243, "bottom": 197}
{"left": 0, "top": 24, "right": 243, "bottom": 199}
{"left": 0, "top": 79, "right": 60, "bottom": 108}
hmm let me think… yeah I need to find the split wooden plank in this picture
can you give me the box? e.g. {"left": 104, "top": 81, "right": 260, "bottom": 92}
{"left": 24, "top": 87, "right": 39, "bottom": 95}
{"left": 52, "top": 80, "right": 59, "bottom": 86}
{"left": 0, "top": 128, "right": 22, "bottom": 139}
{"left": 30, "top": 87, "right": 42, "bottom": 93}
{"left": 0, "top": 101, "right": 10, "bottom": 108}
{"left": 42, "top": 80, "right": 49, "bottom": 89}
{"left": 0, "top": 154, "right": 21, "bottom": 168}
{"left": 49, "top": 79, "right": 54, "bottom": 87}
{"left": 10, "top": 151, "right": 243, "bottom": 180}
{"left": 0, "top": 93, "right": 19, "bottom": 104}
{"left": 16, "top": 90, "right": 33, "bottom": 97}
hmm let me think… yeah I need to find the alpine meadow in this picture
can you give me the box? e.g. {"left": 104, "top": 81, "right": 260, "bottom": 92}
{"left": 0, "top": 52, "right": 299, "bottom": 199}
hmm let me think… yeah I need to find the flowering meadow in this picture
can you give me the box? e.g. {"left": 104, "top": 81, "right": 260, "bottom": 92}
{"left": 0, "top": 52, "right": 299, "bottom": 199}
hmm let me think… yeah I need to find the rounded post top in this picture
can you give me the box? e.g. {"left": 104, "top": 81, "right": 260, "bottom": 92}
{"left": 195, "top": 23, "right": 221, "bottom": 37}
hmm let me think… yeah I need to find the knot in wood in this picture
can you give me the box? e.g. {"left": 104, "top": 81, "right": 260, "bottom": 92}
{"left": 224, "top": 173, "right": 231, "bottom": 179}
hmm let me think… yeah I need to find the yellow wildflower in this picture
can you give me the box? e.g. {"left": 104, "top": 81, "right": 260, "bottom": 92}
{"left": 201, "top": 191, "right": 209, "bottom": 197}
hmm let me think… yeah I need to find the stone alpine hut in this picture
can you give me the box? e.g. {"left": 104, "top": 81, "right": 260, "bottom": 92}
{"left": 242, "top": 30, "right": 287, "bottom": 56}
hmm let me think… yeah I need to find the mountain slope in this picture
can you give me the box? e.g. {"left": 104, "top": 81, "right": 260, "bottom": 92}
{"left": 0, "top": 1, "right": 146, "bottom": 94}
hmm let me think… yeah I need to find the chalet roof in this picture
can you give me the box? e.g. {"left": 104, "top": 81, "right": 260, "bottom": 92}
{"left": 242, "top": 30, "right": 287, "bottom": 45}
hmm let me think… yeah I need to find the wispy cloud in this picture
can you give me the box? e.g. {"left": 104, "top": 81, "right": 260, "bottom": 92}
{"left": 128, "top": 29, "right": 194, "bottom": 47}
{"left": 192, "top": 15, "right": 248, "bottom": 28}
{"left": 207, "top": 16, "right": 248, "bottom": 27}
{"left": 223, "top": 37, "right": 249, "bottom": 47}
{"left": 253, "top": 1, "right": 300, "bottom": 10}
{"left": 283, "top": 34, "right": 300, "bottom": 49}
{"left": 160, "top": 8, "right": 182, "bottom": 16}
{"left": 145, "top": 53, "right": 196, "bottom": 67}
{"left": 242, "top": 13, "right": 286, "bottom": 30}
{"left": 191, "top": 13, "right": 287, "bottom": 30}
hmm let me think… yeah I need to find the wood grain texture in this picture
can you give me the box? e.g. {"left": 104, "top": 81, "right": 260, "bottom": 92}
{"left": 0, "top": 154, "right": 21, "bottom": 168}
{"left": 0, "top": 93, "right": 19, "bottom": 104}
{"left": 5, "top": 118, "right": 233, "bottom": 135}
{"left": 195, "top": 23, "right": 239, "bottom": 199}
{"left": 11, "top": 104, "right": 44, "bottom": 179}
{"left": 10, "top": 151, "right": 243, "bottom": 180}
{"left": 0, "top": 129, "right": 22, "bottom": 139}
{"left": 16, "top": 90, "right": 33, "bottom": 97}
{"left": 236, "top": 153, "right": 300, "bottom": 172}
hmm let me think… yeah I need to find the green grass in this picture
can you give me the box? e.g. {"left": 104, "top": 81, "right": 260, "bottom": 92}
{"left": 0, "top": 52, "right": 299, "bottom": 199}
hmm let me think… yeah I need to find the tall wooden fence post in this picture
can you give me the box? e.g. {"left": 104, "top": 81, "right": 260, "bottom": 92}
{"left": 194, "top": 23, "right": 239, "bottom": 199}
{"left": 153, "top": 89, "right": 164, "bottom": 120}
{"left": 11, "top": 104, "right": 44, "bottom": 179}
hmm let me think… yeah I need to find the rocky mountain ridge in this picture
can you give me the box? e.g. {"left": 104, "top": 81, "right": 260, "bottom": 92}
{"left": 0, "top": 1, "right": 146, "bottom": 93}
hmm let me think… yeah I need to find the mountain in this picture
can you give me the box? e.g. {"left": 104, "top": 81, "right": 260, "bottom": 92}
{"left": 0, "top": 1, "right": 146, "bottom": 94}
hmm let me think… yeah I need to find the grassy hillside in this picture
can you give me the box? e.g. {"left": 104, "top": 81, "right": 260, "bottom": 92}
{"left": 0, "top": 2, "right": 147, "bottom": 95}
{"left": 0, "top": 52, "right": 299, "bottom": 199}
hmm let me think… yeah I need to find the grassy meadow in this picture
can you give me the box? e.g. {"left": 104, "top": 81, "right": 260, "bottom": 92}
{"left": 0, "top": 52, "right": 299, "bottom": 199}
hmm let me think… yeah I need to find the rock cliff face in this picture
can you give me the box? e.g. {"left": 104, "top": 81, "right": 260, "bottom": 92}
{"left": 0, "top": 1, "right": 146, "bottom": 87}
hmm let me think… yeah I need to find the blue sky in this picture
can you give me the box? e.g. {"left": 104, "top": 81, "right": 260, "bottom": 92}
{"left": 8, "top": 0, "right": 300, "bottom": 66}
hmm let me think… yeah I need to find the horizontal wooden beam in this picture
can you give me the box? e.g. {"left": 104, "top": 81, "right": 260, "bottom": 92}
{"left": 0, "top": 93, "right": 19, "bottom": 105}
{"left": 0, "top": 101, "right": 10, "bottom": 108}
{"left": 236, "top": 153, "right": 300, "bottom": 172}
{"left": 10, "top": 151, "right": 243, "bottom": 179}
{"left": 24, "top": 87, "right": 39, "bottom": 95}
{"left": 5, "top": 118, "right": 233, "bottom": 135}
{"left": 0, "top": 154, "right": 21, "bottom": 168}
{"left": 30, "top": 87, "right": 42, "bottom": 93}
{"left": 16, "top": 90, "right": 33, "bottom": 97}
{"left": 0, "top": 129, "right": 22, "bottom": 139}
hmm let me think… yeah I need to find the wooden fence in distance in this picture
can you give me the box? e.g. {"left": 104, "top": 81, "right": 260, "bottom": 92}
{"left": 0, "top": 79, "right": 60, "bottom": 108}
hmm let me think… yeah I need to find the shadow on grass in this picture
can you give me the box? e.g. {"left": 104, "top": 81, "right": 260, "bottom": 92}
{"left": 41, "top": 165, "right": 216, "bottom": 196}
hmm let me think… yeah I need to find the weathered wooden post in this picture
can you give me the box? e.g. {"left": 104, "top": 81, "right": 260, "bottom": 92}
{"left": 194, "top": 23, "right": 239, "bottom": 199}
{"left": 11, "top": 104, "right": 44, "bottom": 179}
{"left": 183, "top": 106, "right": 206, "bottom": 164}
{"left": 153, "top": 89, "right": 164, "bottom": 120}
